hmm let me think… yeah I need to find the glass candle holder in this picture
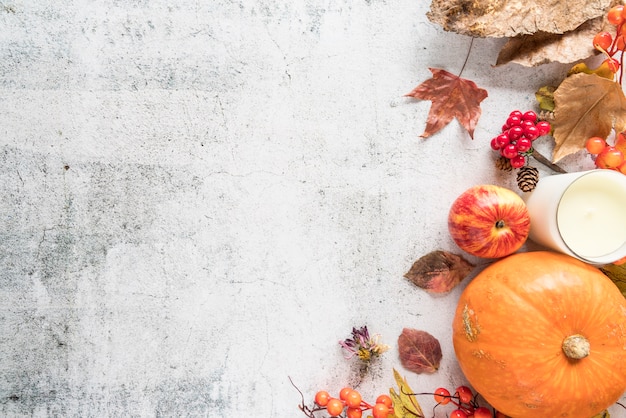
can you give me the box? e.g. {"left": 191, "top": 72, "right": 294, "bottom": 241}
{"left": 523, "top": 169, "right": 626, "bottom": 265}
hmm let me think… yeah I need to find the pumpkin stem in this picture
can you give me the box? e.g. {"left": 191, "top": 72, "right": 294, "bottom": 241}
{"left": 562, "top": 334, "right": 590, "bottom": 360}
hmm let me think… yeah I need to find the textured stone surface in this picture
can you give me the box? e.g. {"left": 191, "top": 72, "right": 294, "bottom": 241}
{"left": 0, "top": 1, "right": 620, "bottom": 417}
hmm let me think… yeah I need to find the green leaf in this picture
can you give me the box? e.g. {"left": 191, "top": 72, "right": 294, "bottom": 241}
{"left": 388, "top": 369, "right": 423, "bottom": 418}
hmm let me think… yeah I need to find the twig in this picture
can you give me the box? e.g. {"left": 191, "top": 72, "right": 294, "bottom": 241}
{"left": 457, "top": 37, "right": 475, "bottom": 78}
{"left": 531, "top": 149, "right": 567, "bottom": 173}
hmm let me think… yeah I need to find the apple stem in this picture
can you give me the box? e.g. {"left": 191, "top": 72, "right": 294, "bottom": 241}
{"left": 531, "top": 149, "right": 567, "bottom": 173}
{"left": 495, "top": 220, "right": 505, "bottom": 228}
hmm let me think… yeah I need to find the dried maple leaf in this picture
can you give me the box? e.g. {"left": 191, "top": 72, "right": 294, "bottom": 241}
{"left": 427, "top": 0, "right": 611, "bottom": 38}
{"left": 397, "top": 328, "right": 442, "bottom": 374}
{"left": 406, "top": 68, "right": 488, "bottom": 139}
{"left": 551, "top": 73, "right": 626, "bottom": 162}
{"left": 404, "top": 250, "right": 475, "bottom": 293}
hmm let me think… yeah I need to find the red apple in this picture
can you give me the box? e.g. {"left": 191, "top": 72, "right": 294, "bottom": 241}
{"left": 448, "top": 185, "right": 530, "bottom": 258}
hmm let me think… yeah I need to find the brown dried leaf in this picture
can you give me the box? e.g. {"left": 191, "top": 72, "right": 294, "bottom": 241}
{"left": 406, "top": 68, "right": 488, "bottom": 139}
{"left": 427, "top": 0, "right": 611, "bottom": 38}
{"left": 551, "top": 73, "right": 626, "bottom": 162}
{"left": 600, "top": 263, "right": 626, "bottom": 298}
{"left": 496, "top": 17, "right": 608, "bottom": 67}
{"left": 404, "top": 250, "right": 475, "bottom": 293}
{"left": 398, "top": 328, "right": 442, "bottom": 374}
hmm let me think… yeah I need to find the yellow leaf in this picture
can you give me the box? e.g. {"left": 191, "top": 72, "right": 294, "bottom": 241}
{"left": 551, "top": 73, "right": 626, "bottom": 162}
{"left": 591, "top": 410, "right": 610, "bottom": 418}
{"left": 535, "top": 85, "right": 556, "bottom": 112}
{"left": 389, "top": 369, "right": 423, "bottom": 418}
{"left": 567, "top": 61, "right": 616, "bottom": 80}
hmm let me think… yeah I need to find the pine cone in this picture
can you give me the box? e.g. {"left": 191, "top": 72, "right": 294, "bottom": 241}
{"left": 495, "top": 156, "right": 512, "bottom": 171}
{"left": 517, "top": 166, "right": 539, "bottom": 192}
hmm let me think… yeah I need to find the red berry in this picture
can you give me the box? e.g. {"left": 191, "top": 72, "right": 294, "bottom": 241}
{"left": 523, "top": 125, "right": 539, "bottom": 140}
{"left": 474, "top": 407, "right": 492, "bottom": 418}
{"left": 315, "top": 390, "right": 331, "bottom": 406}
{"left": 455, "top": 385, "right": 474, "bottom": 404}
{"left": 490, "top": 137, "right": 501, "bottom": 151}
{"left": 433, "top": 387, "right": 451, "bottom": 405}
{"left": 521, "top": 110, "right": 537, "bottom": 123}
{"left": 516, "top": 137, "right": 532, "bottom": 153}
{"left": 496, "top": 133, "right": 510, "bottom": 147}
{"left": 535, "top": 120, "right": 551, "bottom": 136}
{"left": 510, "top": 154, "right": 526, "bottom": 168}
{"left": 506, "top": 115, "right": 522, "bottom": 127}
{"left": 508, "top": 110, "right": 522, "bottom": 118}
{"left": 501, "top": 143, "right": 518, "bottom": 159}
{"left": 450, "top": 409, "right": 469, "bottom": 418}
{"left": 594, "top": 31, "right": 613, "bottom": 51}
{"left": 508, "top": 126, "right": 524, "bottom": 141}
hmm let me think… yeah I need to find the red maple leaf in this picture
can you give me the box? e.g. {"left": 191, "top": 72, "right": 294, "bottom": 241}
{"left": 406, "top": 68, "right": 488, "bottom": 139}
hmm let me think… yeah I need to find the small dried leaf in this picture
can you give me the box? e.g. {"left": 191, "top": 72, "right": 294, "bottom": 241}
{"left": 389, "top": 369, "right": 424, "bottom": 418}
{"left": 404, "top": 250, "right": 475, "bottom": 293}
{"left": 427, "top": 0, "right": 611, "bottom": 38}
{"left": 535, "top": 85, "right": 556, "bottom": 112}
{"left": 551, "top": 73, "right": 626, "bottom": 162}
{"left": 406, "top": 68, "right": 488, "bottom": 139}
{"left": 397, "top": 328, "right": 442, "bottom": 374}
{"left": 600, "top": 264, "right": 626, "bottom": 298}
{"left": 496, "top": 16, "right": 609, "bottom": 67}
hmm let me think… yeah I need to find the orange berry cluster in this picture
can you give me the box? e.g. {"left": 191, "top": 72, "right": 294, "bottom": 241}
{"left": 593, "top": 5, "right": 626, "bottom": 78}
{"left": 314, "top": 387, "right": 393, "bottom": 418}
{"left": 585, "top": 132, "right": 626, "bottom": 174}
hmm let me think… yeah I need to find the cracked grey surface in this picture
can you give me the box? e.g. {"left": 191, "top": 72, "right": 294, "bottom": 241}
{"left": 1, "top": 1, "right": 620, "bottom": 417}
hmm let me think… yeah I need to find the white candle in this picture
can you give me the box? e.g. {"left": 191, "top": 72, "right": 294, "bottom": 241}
{"left": 524, "top": 170, "right": 626, "bottom": 265}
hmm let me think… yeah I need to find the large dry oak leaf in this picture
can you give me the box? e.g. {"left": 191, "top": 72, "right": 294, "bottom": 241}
{"left": 427, "top": 0, "right": 611, "bottom": 38}
{"left": 552, "top": 73, "right": 626, "bottom": 162}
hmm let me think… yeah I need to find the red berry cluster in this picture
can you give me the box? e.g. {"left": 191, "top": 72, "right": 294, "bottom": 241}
{"left": 593, "top": 5, "right": 626, "bottom": 80}
{"left": 433, "top": 385, "right": 510, "bottom": 418}
{"left": 490, "top": 110, "right": 551, "bottom": 168}
{"left": 313, "top": 387, "right": 393, "bottom": 418}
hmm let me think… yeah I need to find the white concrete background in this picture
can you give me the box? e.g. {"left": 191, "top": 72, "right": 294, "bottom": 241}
{"left": 0, "top": 1, "right": 622, "bottom": 417}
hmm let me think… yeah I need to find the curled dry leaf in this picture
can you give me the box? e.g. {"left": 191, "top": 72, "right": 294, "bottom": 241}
{"left": 397, "top": 328, "right": 442, "bottom": 374}
{"left": 406, "top": 68, "right": 488, "bottom": 139}
{"left": 600, "top": 263, "right": 626, "bottom": 298}
{"left": 496, "top": 17, "right": 608, "bottom": 67}
{"left": 404, "top": 250, "right": 475, "bottom": 293}
{"left": 427, "top": 0, "right": 611, "bottom": 38}
{"left": 551, "top": 73, "right": 626, "bottom": 162}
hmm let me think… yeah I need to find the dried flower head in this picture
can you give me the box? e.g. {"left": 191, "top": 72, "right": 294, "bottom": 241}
{"left": 339, "top": 326, "right": 390, "bottom": 363}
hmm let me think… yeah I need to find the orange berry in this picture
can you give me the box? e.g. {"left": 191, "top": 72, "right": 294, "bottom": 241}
{"left": 346, "top": 407, "right": 363, "bottom": 418}
{"left": 585, "top": 136, "right": 607, "bottom": 154}
{"left": 608, "top": 5, "right": 625, "bottom": 25}
{"left": 339, "top": 387, "right": 353, "bottom": 400}
{"left": 375, "top": 394, "right": 393, "bottom": 408}
{"left": 596, "top": 146, "right": 625, "bottom": 169}
{"left": 372, "top": 403, "right": 390, "bottom": 418}
{"left": 326, "top": 398, "right": 344, "bottom": 417}
{"left": 314, "top": 390, "right": 331, "bottom": 406}
{"left": 345, "top": 390, "right": 362, "bottom": 408}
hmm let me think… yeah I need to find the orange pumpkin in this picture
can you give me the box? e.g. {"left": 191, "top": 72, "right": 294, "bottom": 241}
{"left": 452, "top": 251, "right": 626, "bottom": 417}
